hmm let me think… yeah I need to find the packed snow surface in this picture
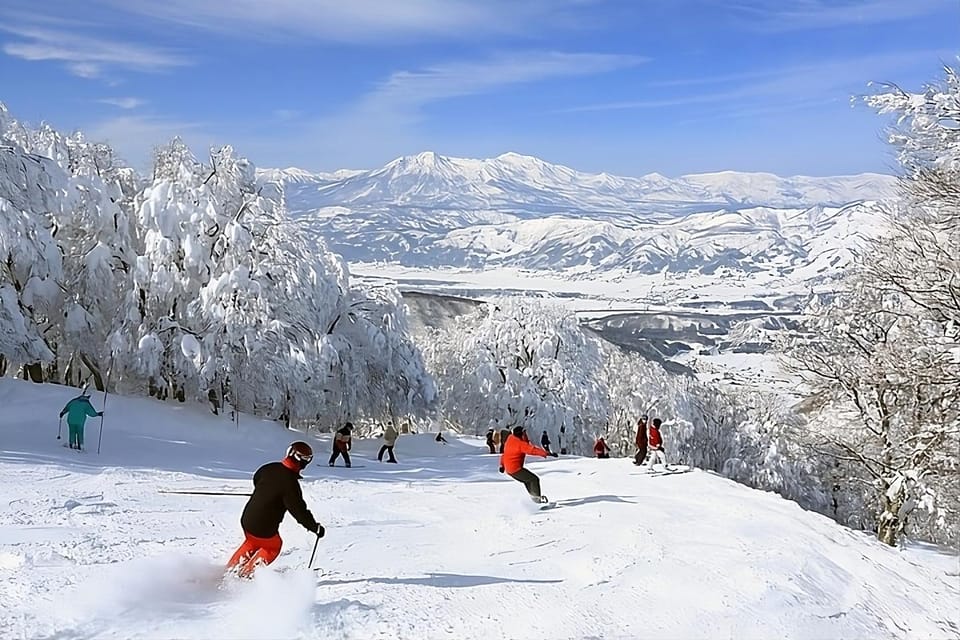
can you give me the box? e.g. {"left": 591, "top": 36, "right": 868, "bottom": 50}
{"left": 1, "top": 379, "right": 957, "bottom": 640}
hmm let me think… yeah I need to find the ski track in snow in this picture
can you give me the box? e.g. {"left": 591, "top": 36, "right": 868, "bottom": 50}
{"left": 1, "top": 379, "right": 958, "bottom": 640}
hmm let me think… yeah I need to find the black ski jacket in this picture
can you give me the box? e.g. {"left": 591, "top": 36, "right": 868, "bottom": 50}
{"left": 240, "top": 462, "right": 319, "bottom": 538}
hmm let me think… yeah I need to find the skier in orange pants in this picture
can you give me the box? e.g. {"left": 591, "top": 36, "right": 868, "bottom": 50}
{"left": 226, "top": 442, "right": 325, "bottom": 578}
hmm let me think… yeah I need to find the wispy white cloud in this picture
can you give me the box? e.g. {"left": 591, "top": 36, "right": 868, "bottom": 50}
{"left": 95, "top": 0, "right": 580, "bottom": 42}
{"left": 364, "top": 51, "right": 646, "bottom": 111}
{"left": 561, "top": 49, "right": 948, "bottom": 115}
{"left": 721, "top": 0, "right": 952, "bottom": 32}
{"left": 232, "top": 51, "right": 645, "bottom": 171}
{"left": 0, "top": 23, "right": 190, "bottom": 78}
{"left": 98, "top": 97, "right": 146, "bottom": 109}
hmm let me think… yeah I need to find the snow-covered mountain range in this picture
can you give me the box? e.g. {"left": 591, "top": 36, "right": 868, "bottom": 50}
{"left": 260, "top": 152, "right": 894, "bottom": 283}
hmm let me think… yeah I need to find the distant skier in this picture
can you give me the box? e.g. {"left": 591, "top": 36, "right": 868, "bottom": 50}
{"left": 647, "top": 418, "right": 667, "bottom": 469}
{"left": 593, "top": 436, "right": 611, "bottom": 459}
{"left": 58, "top": 392, "right": 103, "bottom": 451}
{"left": 498, "top": 428, "right": 510, "bottom": 453}
{"left": 435, "top": 431, "right": 448, "bottom": 444}
{"left": 378, "top": 422, "right": 399, "bottom": 463}
{"left": 499, "top": 426, "right": 557, "bottom": 504}
{"left": 486, "top": 428, "right": 496, "bottom": 454}
{"left": 226, "top": 441, "right": 325, "bottom": 578}
{"left": 540, "top": 430, "right": 551, "bottom": 454}
{"left": 328, "top": 423, "right": 353, "bottom": 467}
{"left": 633, "top": 415, "right": 648, "bottom": 466}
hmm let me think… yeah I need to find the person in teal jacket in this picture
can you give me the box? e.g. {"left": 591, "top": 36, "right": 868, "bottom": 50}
{"left": 59, "top": 393, "right": 103, "bottom": 451}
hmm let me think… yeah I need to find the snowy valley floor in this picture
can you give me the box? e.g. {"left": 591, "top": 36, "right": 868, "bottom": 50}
{"left": 1, "top": 379, "right": 958, "bottom": 640}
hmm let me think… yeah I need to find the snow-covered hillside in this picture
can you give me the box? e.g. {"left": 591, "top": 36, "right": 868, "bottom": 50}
{"left": 257, "top": 152, "right": 896, "bottom": 392}
{"left": 3, "top": 379, "right": 957, "bottom": 640}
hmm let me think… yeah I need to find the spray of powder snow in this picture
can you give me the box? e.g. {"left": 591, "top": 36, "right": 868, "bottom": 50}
{"left": 48, "top": 554, "right": 316, "bottom": 639}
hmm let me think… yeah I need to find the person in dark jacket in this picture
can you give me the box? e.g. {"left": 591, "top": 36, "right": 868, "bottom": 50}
{"left": 498, "top": 428, "right": 510, "bottom": 454}
{"left": 59, "top": 392, "right": 103, "bottom": 451}
{"left": 540, "top": 430, "right": 551, "bottom": 454}
{"left": 226, "top": 441, "right": 324, "bottom": 578}
{"left": 486, "top": 428, "right": 496, "bottom": 454}
{"left": 328, "top": 423, "right": 353, "bottom": 467}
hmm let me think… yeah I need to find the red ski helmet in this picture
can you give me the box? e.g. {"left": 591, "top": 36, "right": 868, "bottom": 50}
{"left": 286, "top": 441, "right": 314, "bottom": 469}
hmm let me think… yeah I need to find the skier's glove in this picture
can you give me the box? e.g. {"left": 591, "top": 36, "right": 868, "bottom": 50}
{"left": 498, "top": 465, "right": 504, "bottom": 474}
{"left": 550, "top": 452, "right": 559, "bottom": 458}
{"left": 316, "top": 524, "right": 325, "bottom": 538}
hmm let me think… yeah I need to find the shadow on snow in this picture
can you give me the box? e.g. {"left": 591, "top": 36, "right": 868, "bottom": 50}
{"left": 316, "top": 572, "right": 563, "bottom": 588}
{"left": 555, "top": 494, "right": 638, "bottom": 507}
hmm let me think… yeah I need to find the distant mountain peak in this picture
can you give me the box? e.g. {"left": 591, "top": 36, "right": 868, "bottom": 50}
{"left": 262, "top": 152, "right": 894, "bottom": 289}
{"left": 263, "top": 151, "right": 896, "bottom": 229}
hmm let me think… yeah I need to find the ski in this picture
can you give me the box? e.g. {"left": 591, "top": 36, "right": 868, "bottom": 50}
{"left": 158, "top": 490, "right": 252, "bottom": 496}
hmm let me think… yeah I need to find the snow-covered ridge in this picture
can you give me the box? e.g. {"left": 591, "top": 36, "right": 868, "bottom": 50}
{"left": 264, "top": 151, "right": 895, "bottom": 213}
{"left": 262, "top": 152, "right": 894, "bottom": 288}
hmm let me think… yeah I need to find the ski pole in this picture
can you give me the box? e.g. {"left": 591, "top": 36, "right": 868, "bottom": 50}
{"left": 57, "top": 416, "right": 63, "bottom": 440}
{"left": 158, "top": 490, "right": 252, "bottom": 496}
{"left": 308, "top": 532, "right": 321, "bottom": 569}
{"left": 97, "top": 377, "right": 110, "bottom": 455}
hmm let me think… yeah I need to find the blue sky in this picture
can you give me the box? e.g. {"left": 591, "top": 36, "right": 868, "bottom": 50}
{"left": 0, "top": 0, "right": 957, "bottom": 177}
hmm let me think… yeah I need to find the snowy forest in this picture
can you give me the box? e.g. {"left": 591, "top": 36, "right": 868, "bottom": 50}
{"left": 1, "top": 65, "right": 958, "bottom": 549}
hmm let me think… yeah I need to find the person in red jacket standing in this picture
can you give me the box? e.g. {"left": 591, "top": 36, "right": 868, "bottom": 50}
{"left": 647, "top": 418, "right": 667, "bottom": 469}
{"left": 226, "top": 441, "right": 325, "bottom": 578}
{"left": 633, "top": 415, "right": 649, "bottom": 466}
{"left": 593, "top": 436, "right": 611, "bottom": 458}
{"left": 499, "top": 426, "right": 557, "bottom": 503}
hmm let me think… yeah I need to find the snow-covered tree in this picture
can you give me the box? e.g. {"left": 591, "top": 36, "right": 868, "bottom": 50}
{"left": 325, "top": 282, "right": 437, "bottom": 429}
{"left": 2, "top": 105, "right": 139, "bottom": 389}
{"left": 0, "top": 120, "right": 65, "bottom": 379}
{"left": 108, "top": 141, "right": 345, "bottom": 420}
{"left": 778, "top": 65, "right": 960, "bottom": 546}
{"left": 420, "top": 298, "right": 608, "bottom": 446}
{"left": 781, "top": 280, "right": 957, "bottom": 546}
{"left": 0, "top": 104, "right": 439, "bottom": 432}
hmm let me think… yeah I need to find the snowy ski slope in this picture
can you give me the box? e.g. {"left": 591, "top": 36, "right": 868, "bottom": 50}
{"left": 1, "top": 379, "right": 957, "bottom": 640}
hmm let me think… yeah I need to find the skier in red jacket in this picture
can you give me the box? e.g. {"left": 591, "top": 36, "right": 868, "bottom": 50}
{"left": 499, "top": 426, "right": 557, "bottom": 503}
{"left": 647, "top": 418, "right": 667, "bottom": 469}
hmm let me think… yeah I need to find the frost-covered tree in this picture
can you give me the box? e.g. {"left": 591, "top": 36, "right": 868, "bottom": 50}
{"left": 2, "top": 105, "right": 138, "bottom": 388}
{"left": 0, "top": 122, "right": 65, "bottom": 379}
{"left": 782, "top": 280, "right": 957, "bottom": 546}
{"left": 420, "top": 298, "right": 608, "bottom": 447}
{"left": 108, "top": 141, "right": 348, "bottom": 420}
{"left": 1, "top": 104, "right": 435, "bottom": 430}
{"left": 779, "top": 65, "right": 960, "bottom": 546}
{"left": 326, "top": 282, "right": 437, "bottom": 429}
